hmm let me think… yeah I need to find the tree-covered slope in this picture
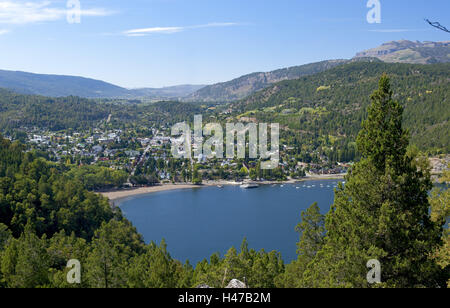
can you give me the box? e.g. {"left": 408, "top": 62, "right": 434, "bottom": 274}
{"left": 0, "top": 70, "right": 205, "bottom": 100}
{"left": 184, "top": 59, "right": 352, "bottom": 102}
{"left": 0, "top": 88, "right": 207, "bottom": 132}
{"left": 355, "top": 40, "right": 450, "bottom": 64}
{"left": 0, "top": 69, "right": 131, "bottom": 98}
{"left": 234, "top": 62, "right": 450, "bottom": 152}
{"left": 0, "top": 88, "right": 111, "bottom": 131}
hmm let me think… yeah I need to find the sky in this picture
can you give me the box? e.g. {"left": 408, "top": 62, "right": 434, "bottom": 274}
{"left": 0, "top": 0, "right": 449, "bottom": 88}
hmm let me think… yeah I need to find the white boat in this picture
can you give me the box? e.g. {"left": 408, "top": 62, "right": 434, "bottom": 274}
{"left": 240, "top": 183, "right": 259, "bottom": 189}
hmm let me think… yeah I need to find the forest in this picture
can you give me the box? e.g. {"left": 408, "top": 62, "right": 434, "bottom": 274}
{"left": 0, "top": 75, "right": 448, "bottom": 288}
{"left": 1, "top": 61, "right": 447, "bottom": 168}
{"left": 0, "top": 88, "right": 207, "bottom": 134}
{"left": 235, "top": 61, "right": 450, "bottom": 153}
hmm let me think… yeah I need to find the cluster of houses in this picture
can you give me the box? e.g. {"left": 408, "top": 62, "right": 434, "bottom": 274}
{"left": 15, "top": 126, "right": 356, "bottom": 183}
{"left": 23, "top": 128, "right": 172, "bottom": 168}
{"left": 306, "top": 162, "right": 351, "bottom": 175}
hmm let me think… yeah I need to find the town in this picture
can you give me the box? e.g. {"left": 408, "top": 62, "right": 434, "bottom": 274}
{"left": 8, "top": 123, "right": 352, "bottom": 191}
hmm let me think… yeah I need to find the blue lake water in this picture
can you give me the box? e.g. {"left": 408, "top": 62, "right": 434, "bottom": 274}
{"left": 119, "top": 179, "right": 343, "bottom": 265}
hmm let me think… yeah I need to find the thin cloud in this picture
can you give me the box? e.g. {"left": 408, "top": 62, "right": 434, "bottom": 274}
{"left": 0, "top": 1, "right": 115, "bottom": 24}
{"left": 125, "top": 26, "right": 184, "bottom": 35}
{"left": 123, "top": 22, "right": 241, "bottom": 37}
{"left": 368, "top": 29, "right": 428, "bottom": 33}
{"left": 318, "top": 18, "right": 359, "bottom": 23}
{"left": 0, "top": 29, "right": 9, "bottom": 35}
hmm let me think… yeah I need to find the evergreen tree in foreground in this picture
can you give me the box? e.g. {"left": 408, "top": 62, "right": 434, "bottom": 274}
{"left": 303, "top": 74, "right": 447, "bottom": 287}
{"left": 275, "top": 203, "right": 326, "bottom": 288}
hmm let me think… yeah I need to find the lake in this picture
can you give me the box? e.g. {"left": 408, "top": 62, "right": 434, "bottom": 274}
{"left": 119, "top": 179, "right": 343, "bottom": 265}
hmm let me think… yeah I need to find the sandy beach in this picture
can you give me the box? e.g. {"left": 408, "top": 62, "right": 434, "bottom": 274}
{"left": 100, "top": 174, "right": 346, "bottom": 202}
{"left": 100, "top": 184, "right": 202, "bottom": 201}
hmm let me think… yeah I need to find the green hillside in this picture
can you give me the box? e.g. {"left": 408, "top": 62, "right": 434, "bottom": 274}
{"left": 0, "top": 88, "right": 207, "bottom": 133}
{"left": 355, "top": 40, "right": 450, "bottom": 64}
{"left": 234, "top": 62, "right": 450, "bottom": 152}
{"left": 0, "top": 70, "right": 205, "bottom": 100}
{"left": 0, "top": 89, "right": 111, "bottom": 131}
{"left": 184, "top": 59, "right": 352, "bottom": 102}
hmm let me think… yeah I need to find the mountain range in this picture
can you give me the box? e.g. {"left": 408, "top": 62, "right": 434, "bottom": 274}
{"left": 189, "top": 40, "right": 450, "bottom": 102}
{"left": 0, "top": 69, "right": 204, "bottom": 100}
{"left": 182, "top": 59, "right": 352, "bottom": 102}
{"left": 0, "top": 61, "right": 447, "bottom": 152}
{"left": 355, "top": 40, "right": 450, "bottom": 64}
{"left": 0, "top": 40, "right": 448, "bottom": 102}
{"left": 233, "top": 61, "right": 450, "bottom": 152}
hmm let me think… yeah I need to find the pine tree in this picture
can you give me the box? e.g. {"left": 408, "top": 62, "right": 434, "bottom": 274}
{"left": 85, "top": 220, "right": 144, "bottom": 288}
{"left": 303, "top": 75, "right": 446, "bottom": 288}
{"left": 430, "top": 166, "right": 450, "bottom": 287}
{"left": 1, "top": 223, "right": 50, "bottom": 288}
{"left": 276, "top": 203, "right": 325, "bottom": 288}
{"left": 126, "top": 240, "right": 189, "bottom": 288}
{"left": 295, "top": 202, "right": 326, "bottom": 262}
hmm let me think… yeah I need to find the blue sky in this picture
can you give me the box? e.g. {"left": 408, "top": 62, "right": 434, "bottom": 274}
{"left": 0, "top": 0, "right": 449, "bottom": 88}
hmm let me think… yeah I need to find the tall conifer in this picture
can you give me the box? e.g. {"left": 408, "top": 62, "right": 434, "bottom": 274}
{"left": 304, "top": 75, "right": 446, "bottom": 287}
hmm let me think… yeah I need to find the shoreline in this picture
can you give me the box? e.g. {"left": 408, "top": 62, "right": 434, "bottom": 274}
{"left": 100, "top": 174, "right": 347, "bottom": 202}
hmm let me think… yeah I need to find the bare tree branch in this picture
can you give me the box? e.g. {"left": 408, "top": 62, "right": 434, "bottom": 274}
{"left": 425, "top": 19, "right": 450, "bottom": 33}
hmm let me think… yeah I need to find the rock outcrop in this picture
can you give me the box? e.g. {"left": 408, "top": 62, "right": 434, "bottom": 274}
{"left": 225, "top": 279, "right": 247, "bottom": 288}
{"left": 195, "top": 279, "right": 248, "bottom": 288}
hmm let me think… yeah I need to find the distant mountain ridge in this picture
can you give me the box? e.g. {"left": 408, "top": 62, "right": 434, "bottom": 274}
{"left": 234, "top": 61, "right": 450, "bottom": 152}
{"left": 0, "top": 70, "right": 128, "bottom": 98}
{"left": 183, "top": 60, "right": 351, "bottom": 103}
{"left": 131, "top": 85, "right": 206, "bottom": 100}
{"left": 185, "top": 40, "right": 449, "bottom": 102}
{"left": 0, "top": 40, "right": 448, "bottom": 101}
{"left": 355, "top": 40, "right": 450, "bottom": 64}
{"left": 0, "top": 69, "right": 205, "bottom": 100}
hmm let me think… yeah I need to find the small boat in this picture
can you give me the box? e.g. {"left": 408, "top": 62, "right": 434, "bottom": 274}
{"left": 217, "top": 185, "right": 224, "bottom": 188}
{"left": 296, "top": 187, "right": 300, "bottom": 189}
{"left": 240, "top": 183, "right": 259, "bottom": 189}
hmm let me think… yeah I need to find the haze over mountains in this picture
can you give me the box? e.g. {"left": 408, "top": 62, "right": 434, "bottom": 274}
{"left": 190, "top": 40, "right": 450, "bottom": 102}
{"left": 0, "top": 70, "right": 204, "bottom": 100}
{"left": 182, "top": 59, "right": 352, "bottom": 102}
{"left": 0, "top": 40, "right": 448, "bottom": 102}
